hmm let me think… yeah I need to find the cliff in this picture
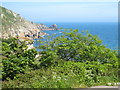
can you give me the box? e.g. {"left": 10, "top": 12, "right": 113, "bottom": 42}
{"left": 0, "top": 6, "right": 47, "bottom": 39}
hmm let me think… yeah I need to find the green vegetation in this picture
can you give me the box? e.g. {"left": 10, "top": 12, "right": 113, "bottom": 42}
{"left": 1, "top": 6, "right": 21, "bottom": 32}
{"left": 2, "top": 29, "right": 118, "bottom": 88}
{"left": 2, "top": 38, "right": 38, "bottom": 80}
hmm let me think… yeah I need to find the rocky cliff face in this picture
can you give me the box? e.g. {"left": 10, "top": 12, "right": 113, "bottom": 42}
{"left": 0, "top": 6, "right": 47, "bottom": 39}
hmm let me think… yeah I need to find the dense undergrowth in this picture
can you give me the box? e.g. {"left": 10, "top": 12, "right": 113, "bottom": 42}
{"left": 2, "top": 29, "right": 119, "bottom": 88}
{"left": 2, "top": 38, "right": 38, "bottom": 80}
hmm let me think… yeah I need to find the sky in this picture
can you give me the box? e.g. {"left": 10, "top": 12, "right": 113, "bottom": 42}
{"left": 2, "top": 1, "right": 118, "bottom": 22}
{"left": 2, "top": 0, "right": 119, "bottom": 2}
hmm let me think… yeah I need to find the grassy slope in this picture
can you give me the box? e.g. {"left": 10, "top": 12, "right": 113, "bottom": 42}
{"left": 1, "top": 6, "right": 22, "bottom": 32}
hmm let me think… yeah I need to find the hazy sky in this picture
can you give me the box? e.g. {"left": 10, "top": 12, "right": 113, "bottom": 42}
{"left": 2, "top": 2, "right": 118, "bottom": 22}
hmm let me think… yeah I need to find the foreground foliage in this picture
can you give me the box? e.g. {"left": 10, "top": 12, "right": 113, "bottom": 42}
{"left": 2, "top": 61, "right": 118, "bottom": 88}
{"left": 2, "top": 38, "right": 38, "bottom": 80}
{"left": 2, "top": 29, "right": 118, "bottom": 88}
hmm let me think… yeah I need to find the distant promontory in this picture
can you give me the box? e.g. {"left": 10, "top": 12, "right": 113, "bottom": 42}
{"left": 0, "top": 6, "right": 59, "bottom": 40}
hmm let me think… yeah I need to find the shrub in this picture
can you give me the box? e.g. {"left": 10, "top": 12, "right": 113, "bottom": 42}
{"left": 38, "top": 29, "right": 118, "bottom": 86}
{"left": 2, "top": 61, "right": 118, "bottom": 88}
{"left": 2, "top": 38, "right": 38, "bottom": 80}
{"left": 39, "top": 29, "right": 118, "bottom": 68}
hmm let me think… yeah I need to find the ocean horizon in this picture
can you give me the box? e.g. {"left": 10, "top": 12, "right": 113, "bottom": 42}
{"left": 34, "top": 22, "right": 118, "bottom": 50}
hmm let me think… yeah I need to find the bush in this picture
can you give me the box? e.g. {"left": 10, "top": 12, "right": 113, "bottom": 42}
{"left": 2, "top": 38, "right": 38, "bottom": 80}
{"left": 2, "top": 61, "right": 118, "bottom": 88}
{"left": 38, "top": 29, "right": 118, "bottom": 86}
{"left": 39, "top": 29, "right": 118, "bottom": 68}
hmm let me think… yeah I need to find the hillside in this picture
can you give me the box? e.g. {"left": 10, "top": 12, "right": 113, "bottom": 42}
{"left": 0, "top": 6, "right": 47, "bottom": 39}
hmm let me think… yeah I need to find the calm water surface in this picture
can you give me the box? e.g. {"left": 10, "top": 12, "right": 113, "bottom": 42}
{"left": 34, "top": 22, "right": 118, "bottom": 50}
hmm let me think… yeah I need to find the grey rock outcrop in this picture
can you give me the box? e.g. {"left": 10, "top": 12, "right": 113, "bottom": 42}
{"left": 49, "top": 24, "right": 58, "bottom": 29}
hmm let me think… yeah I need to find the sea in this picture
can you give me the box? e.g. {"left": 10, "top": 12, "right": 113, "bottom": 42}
{"left": 34, "top": 22, "right": 118, "bottom": 51}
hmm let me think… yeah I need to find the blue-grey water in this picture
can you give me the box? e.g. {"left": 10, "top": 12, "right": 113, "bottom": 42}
{"left": 34, "top": 22, "right": 118, "bottom": 50}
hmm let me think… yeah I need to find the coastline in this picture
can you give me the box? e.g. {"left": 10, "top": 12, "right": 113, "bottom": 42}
{"left": 41, "top": 28, "right": 60, "bottom": 30}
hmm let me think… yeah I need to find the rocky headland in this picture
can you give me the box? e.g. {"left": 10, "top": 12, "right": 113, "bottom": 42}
{"left": 41, "top": 24, "right": 60, "bottom": 30}
{"left": 0, "top": 6, "right": 59, "bottom": 41}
